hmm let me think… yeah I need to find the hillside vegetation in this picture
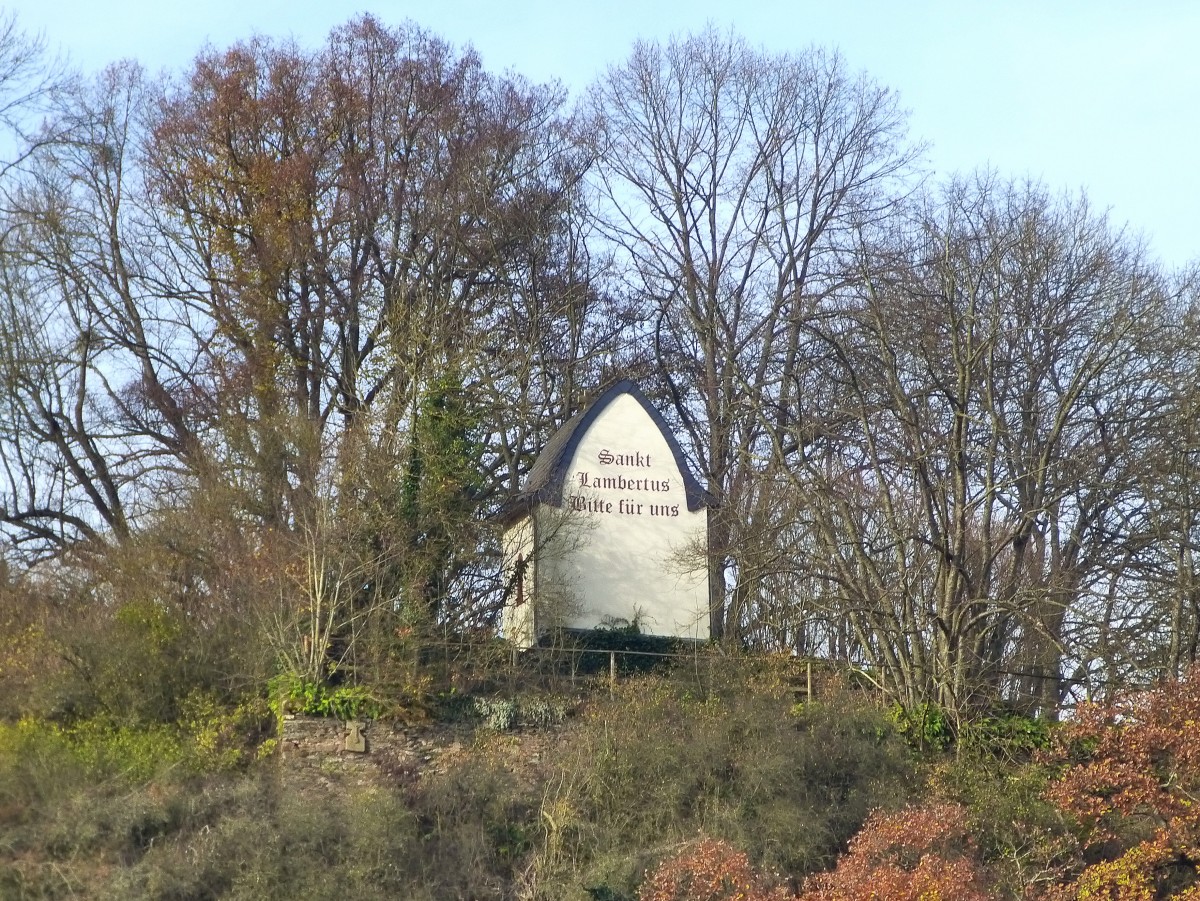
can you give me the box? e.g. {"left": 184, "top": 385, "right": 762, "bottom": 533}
{"left": 4, "top": 652, "right": 1200, "bottom": 899}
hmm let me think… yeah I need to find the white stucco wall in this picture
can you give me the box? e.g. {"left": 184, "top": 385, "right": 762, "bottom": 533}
{"left": 500, "top": 518, "right": 536, "bottom": 647}
{"left": 540, "top": 393, "right": 710, "bottom": 641}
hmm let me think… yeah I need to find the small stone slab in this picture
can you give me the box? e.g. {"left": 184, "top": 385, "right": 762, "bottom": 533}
{"left": 344, "top": 720, "right": 367, "bottom": 753}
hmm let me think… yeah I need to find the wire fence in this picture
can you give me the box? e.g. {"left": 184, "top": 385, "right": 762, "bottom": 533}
{"left": 368, "top": 634, "right": 1165, "bottom": 717}
{"left": 378, "top": 636, "right": 863, "bottom": 707}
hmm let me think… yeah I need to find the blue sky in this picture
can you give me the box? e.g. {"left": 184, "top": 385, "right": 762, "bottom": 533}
{"left": 8, "top": 0, "right": 1199, "bottom": 269}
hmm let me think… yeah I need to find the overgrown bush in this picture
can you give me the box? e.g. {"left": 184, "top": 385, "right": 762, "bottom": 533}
{"left": 17, "top": 579, "right": 271, "bottom": 732}
{"left": 532, "top": 672, "right": 916, "bottom": 899}
{"left": 178, "top": 691, "right": 277, "bottom": 770}
{"left": 931, "top": 750, "right": 1076, "bottom": 898}
{"left": 0, "top": 716, "right": 186, "bottom": 787}
{"left": 797, "top": 802, "right": 995, "bottom": 901}
{"left": 1, "top": 741, "right": 539, "bottom": 900}
{"left": 638, "top": 838, "right": 793, "bottom": 901}
{"left": 110, "top": 776, "right": 426, "bottom": 901}
{"left": 0, "top": 571, "right": 56, "bottom": 721}
{"left": 0, "top": 715, "right": 195, "bottom": 899}
{"left": 408, "top": 756, "right": 537, "bottom": 898}
{"left": 1036, "top": 668, "right": 1200, "bottom": 899}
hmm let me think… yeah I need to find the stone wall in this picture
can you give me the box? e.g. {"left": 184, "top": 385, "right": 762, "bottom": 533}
{"left": 278, "top": 714, "right": 563, "bottom": 786}
{"left": 279, "top": 715, "right": 474, "bottom": 783}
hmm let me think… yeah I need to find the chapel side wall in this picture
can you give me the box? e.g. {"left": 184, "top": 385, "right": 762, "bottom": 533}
{"left": 500, "top": 518, "right": 536, "bottom": 647}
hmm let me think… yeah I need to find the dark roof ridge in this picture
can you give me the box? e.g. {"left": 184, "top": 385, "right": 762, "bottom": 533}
{"left": 499, "top": 380, "right": 711, "bottom": 524}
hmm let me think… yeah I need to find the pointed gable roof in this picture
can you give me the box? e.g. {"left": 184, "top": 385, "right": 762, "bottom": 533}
{"left": 499, "top": 380, "right": 712, "bottom": 524}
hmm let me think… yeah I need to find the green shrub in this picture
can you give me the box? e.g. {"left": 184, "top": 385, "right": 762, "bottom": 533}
{"left": 0, "top": 717, "right": 84, "bottom": 822}
{"left": 519, "top": 696, "right": 571, "bottom": 728}
{"left": 541, "top": 622, "right": 684, "bottom": 676}
{"left": 269, "top": 674, "right": 385, "bottom": 720}
{"left": 475, "top": 696, "right": 518, "bottom": 730}
{"left": 888, "top": 701, "right": 954, "bottom": 752}
{"left": 472, "top": 695, "right": 572, "bottom": 731}
{"left": 57, "top": 718, "right": 186, "bottom": 781}
{"left": 0, "top": 717, "right": 196, "bottom": 898}
{"left": 888, "top": 702, "right": 1052, "bottom": 759}
{"left": 0, "top": 716, "right": 185, "bottom": 784}
{"left": 178, "top": 691, "right": 276, "bottom": 771}
{"left": 957, "top": 710, "right": 1052, "bottom": 760}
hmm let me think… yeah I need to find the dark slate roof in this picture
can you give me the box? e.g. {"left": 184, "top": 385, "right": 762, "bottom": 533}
{"left": 497, "top": 380, "right": 712, "bottom": 524}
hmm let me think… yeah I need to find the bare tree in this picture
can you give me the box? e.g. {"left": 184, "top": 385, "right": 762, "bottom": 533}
{"left": 0, "top": 63, "right": 183, "bottom": 558}
{"left": 0, "top": 18, "right": 613, "bottom": 641}
{"left": 0, "top": 11, "right": 68, "bottom": 176}
{"left": 589, "top": 28, "right": 918, "bottom": 640}
{"left": 1130, "top": 273, "right": 1200, "bottom": 683}
{"left": 776, "top": 177, "right": 1176, "bottom": 716}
